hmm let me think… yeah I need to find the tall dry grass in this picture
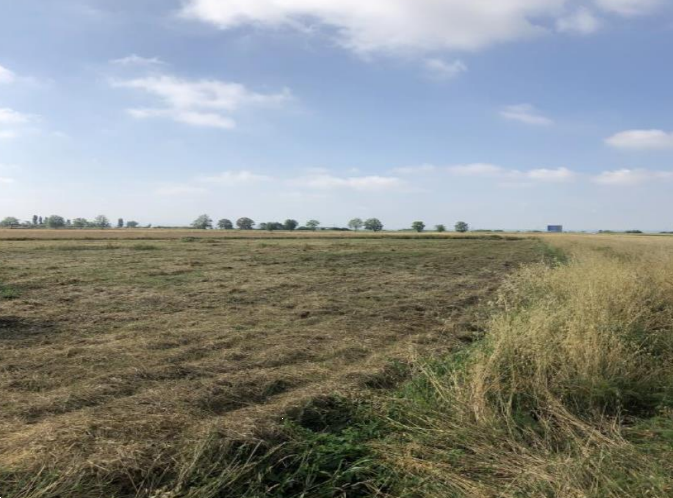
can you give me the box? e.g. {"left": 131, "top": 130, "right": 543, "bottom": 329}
{"left": 385, "top": 237, "right": 673, "bottom": 497}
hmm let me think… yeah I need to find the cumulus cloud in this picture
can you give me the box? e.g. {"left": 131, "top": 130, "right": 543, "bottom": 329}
{"left": 154, "top": 184, "right": 208, "bottom": 196}
{"left": 0, "top": 107, "right": 38, "bottom": 140}
{"left": 500, "top": 104, "right": 554, "bottom": 126}
{"left": 290, "top": 173, "right": 404, "bottom": 191}
{"left": 594, "top": 0, "right": 663, "bottom": 16}
{"left": 197, "top": 170, "right": 273, "bottom": 185}
{"left": 448, "top": 164, "right": 576, "bottom": 182}
{"left": 0, "top": 108, "right": 33, "bottom": 125}
{"left": 181, "top": 0, "right": 572, "bottom": 55}
{"left": 424, "top": 59, "right": 467, "bottom": 80}
{"left": 0, "top": 64, "right": 16, "bottom": 84}
{"left": 605, "top": 129, "right": 673, "bottom": 150}
{"left": 110, "top": 54, "right": 166, "bottom": 66}
{"left": 556, "top": 7, "right": 601, "bottom": 34}
{"left": 391, "top": 164, "right": 438, "bottom": 174}
{"left": 113, "top": 75, "right": 292, "bottom": 129}
{"left": 593, "top": 168, "right": 673, "bottom": 185}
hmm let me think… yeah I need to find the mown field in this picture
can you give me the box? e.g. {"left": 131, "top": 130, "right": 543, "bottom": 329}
{"left": 0, "top": 232, "right": 545, "bottom": 497}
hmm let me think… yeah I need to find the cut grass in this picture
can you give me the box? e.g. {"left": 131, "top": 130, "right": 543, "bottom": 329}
{"left": 0, "top": 236, "right": 543, "bottom": 497}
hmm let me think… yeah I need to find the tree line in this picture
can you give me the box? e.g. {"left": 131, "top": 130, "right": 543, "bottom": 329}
{"left": 190, "top": 215, "right": 469, "bottom": 233}
{"left": 0, "top": 215, "right": 140, "bottom": 229}
{"left": 0, "top": 214, "right": 470, "bottom": 233}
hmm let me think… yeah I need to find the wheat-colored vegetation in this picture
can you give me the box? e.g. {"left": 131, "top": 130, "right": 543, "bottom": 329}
{"left": 381, "top": 234, "right": 673, "bottom": 497}
{"left": 0, "top": 235, "right": 541, "bottom": 497}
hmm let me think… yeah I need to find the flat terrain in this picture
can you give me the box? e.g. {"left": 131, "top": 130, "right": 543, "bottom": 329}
{"left": 0, "top": 234, "right": 542, "bottom": 483}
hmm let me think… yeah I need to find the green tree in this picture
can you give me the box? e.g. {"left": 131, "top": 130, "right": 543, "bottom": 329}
{"left": 284, "top": 219, "right": 298, "bottom": 231}
{"left": 0, "top": 216, "right": 19, "bottom": 227}
{"left": 126, "top": 221, "right": 139, "bottom": 228}
{"left": 72, "top": 218, "right": 89, "bottom": 228}
{"left": 306, "top": 220, "right": 320, "bottom": 231}
{"left": 32, "top": 215, "right": 38, "bottom": 225}
{"left": 94, "top": 215, "right": 111, "bottom": 228}
{"left": 411, "top": 221, "right": 425, "bottom": 233}
{"left": 38, "top": 216, "right": 43, "bottom": 225}
{"left": 117, "top": 218, "right": 124, "bottom": 228}
{"left": 191, "top": 214, "right": 213, "bottom": 229}
{"left": 364, "top": 218, "right": 383, "bottom": 232}
{"left": 348, "top": 218, "right": 364, "bottom": 231}
{"left": 236, "top": 217, "right": 255, "bottom": 230}
{"left": 435, "top": 224, "right": 446, "bottom": 232}
{"left": 455, "top": 221, "right": 469, "bottom": 233}
{"left": 217, "top": 219, "right": 233, "bottom": 230}
{"left": 46, "top": 215, "right": 66, "bottom": 228}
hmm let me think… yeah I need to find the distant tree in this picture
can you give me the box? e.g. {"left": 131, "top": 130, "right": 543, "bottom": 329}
{"left": 93, "top": 215, "right": 111, "bottom": 228}
{"left": 32, "top": 215, "right": 38, "bottom": 225}
{"left": 217, "top": 218, "right": 234, "bottom": 230}
{"left": 455, "top": 221, "right": 469, "bottom": 233}
{"left": 72, "top": 218, "right": 89, "bottom": 228}
{"left": 38, "top": 216, "right": 43, "bottom": 225}
{"left": 117, "top": 218, "right": 124, "bottom": 228}
{"left": 236, "top": 217, "right": 255, "bottom": 230}
{"left": 348, "top": 218, "right": 364, "bottom": 231}
{"left": 435, "top": 224, "right": 446, "bottom": 232}
{"left": 268, "top": 222, "right": 284, "bottom": 231}
{"left": 411, "top": 221, "right": 425, "bottom": 233}
{"left": 364, "top": 218, "right": 383, "bottom": 232}
{"left": 306, "top": 220, "right": 320, "bottom": 231}
{"left": 284, "top": 219, "right": 298, "bottom": 231}
{"left": 0, "top": 216, "right": 19, "bottom": 227}
{"left": 191, "top": 214, "right": 213, "bottom": 230}
{"left": 126, "top": 221, "right": 139, "bottom": 228}
{"left": 46, "top": 215, "right": 66, "bottom": 228}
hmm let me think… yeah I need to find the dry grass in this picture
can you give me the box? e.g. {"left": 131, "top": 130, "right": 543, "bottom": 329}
{"left": 0, "top": 235, "right": 542, "bottom": 496}
{"left": 383, "top": 234, "right": 673, "bottom": 497}
{"left": 0, "top": 228, "right": 518, "bottom": 241}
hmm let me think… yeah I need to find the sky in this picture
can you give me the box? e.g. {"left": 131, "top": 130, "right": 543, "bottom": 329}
{"left": 0, "top": 0, "right": 672, "bottom": 230}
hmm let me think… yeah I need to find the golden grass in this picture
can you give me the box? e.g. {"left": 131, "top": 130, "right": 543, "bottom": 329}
{"left": 384, "top": 234, "right": 673, "bottom": 497}
{"left": 0, "top": 236, "right": 542, "bottom": 496}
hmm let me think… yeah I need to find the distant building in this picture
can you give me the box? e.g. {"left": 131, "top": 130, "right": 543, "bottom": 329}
{"left": 547, "top": 225, "right": 563, "bottom": 233}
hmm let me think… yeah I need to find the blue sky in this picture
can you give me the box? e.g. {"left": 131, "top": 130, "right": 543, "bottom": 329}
{"left": 1, "top": 0, "right": 672, "bottom": 230}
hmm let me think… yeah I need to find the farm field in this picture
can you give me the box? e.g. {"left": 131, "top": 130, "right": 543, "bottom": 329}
{"left": 0, "top": 233, "right": 544, "bottom": 496}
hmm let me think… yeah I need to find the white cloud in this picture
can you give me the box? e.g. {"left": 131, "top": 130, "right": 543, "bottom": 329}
{"left": 181, "top": 0, "right": 571, "bottom": 55}
{"left": 154, "top": 184, "right": 208, "bottom": 196}
{"left": 0, "top": 108, "right": 38, "bottom": 140}
{"left": 0, "top": 131, "right": 19, "bottom": 140}
{"left": 448, "top": 163, "right": 576, "bottom": 182}
{"left": 447, "top": 163, "right": 506, "bottom": 177}
{"left": 110, "top": 54, "right": 166, "bottom": 66}
{"left": 556, "top": 8, "right": 601, "bottom": 34}
{"left": 527, "top": 167, "right": 576, "bottom": 182}
{"left": 290, "top": 174, "right": 404, "bottom": 191}
{"left": 500, "top": 104, "right": 554, "bottom": 126}
{"left": 0, "top": 177, "right": 15, "bottom": 184}
{"left": 114, "top": 75, "right": 292, "bottom": 129}
{"left": 594, "top": 0, "right": 663, "bottom": 17}
{"left": 605, "top": 129, "right": 673, "bottom": 150}
{"left": 0, "top": 64, "right": 16, "bottom": 84}
{"left": 392, "top": 164, "right": 438, "bottom": 174}
{"left": 197, "top": 170, "right": 273, "bottom": 185}
{"left": 424, "top": 58, "right": 467, "bottom": 80}
{"left": 594, "top": 168, "right": 673, "bottom": 185}
{"left": 0, "top": 108, "right": 33, "bottom": 125}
